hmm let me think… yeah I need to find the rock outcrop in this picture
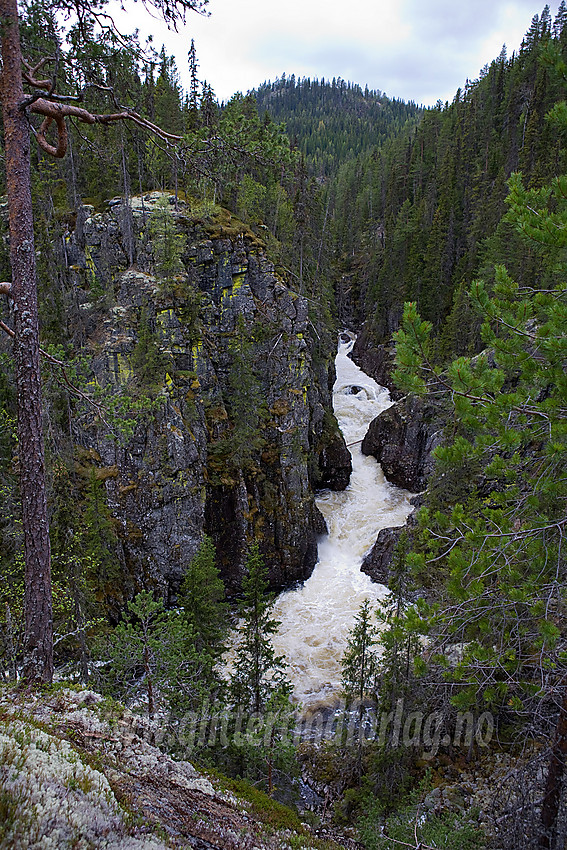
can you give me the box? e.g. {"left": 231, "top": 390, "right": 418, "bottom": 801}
{"left": 61, "top": 193, "right": 349, "bottom": 600}
{"left": 361, "top": 394, "right": 442, "bottom": 492}
{"left": 360, "top": 502, "right": 421, "bottom": 588}
{"left": 361, "top": 526, "right": 404, "bottom": 586}
{"left": 349, "top": 324, "right": 402, "bottom": 401}
{"left": 0, "top": 686, "right": 352, "bottom": 850}
{"left": 359, "top": 388, "right": 442, "bottom": 589}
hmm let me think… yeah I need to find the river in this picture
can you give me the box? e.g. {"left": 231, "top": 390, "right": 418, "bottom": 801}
{"left": 271, "top": 334, "right": 413, "bottom": 708}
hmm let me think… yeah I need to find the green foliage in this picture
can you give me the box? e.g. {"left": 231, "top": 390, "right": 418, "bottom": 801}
{"left": 148, "top": 196, "right": 187, "bottom": 285}
{"left": 92, "top": 590, "right": 202, "bottom": 716}
{"left": 387, "top": 75, "right": 567, "bottom": 735}
{"left": 130, "top": 305, "right": 171, "bottom": 397}
{"left": 330, "top": 10, "right": 567, "bottom": 340}
{"left": 82, "top": 470, "right": 122, "bottom": 608}
{"left": 358, "top": 781, "right": 485, "bottom": 850}
{"left": 91, "top": 544, "right": 228, "bottom": 719}
{"left": 392, "top": 302, "right": 432, "bottom": 395}
{"left": 208, "top": 316, "right": 269, "bottom": 480}
{"left": 40, "top": 345, "right": 163, "bottom": 443}
{"left": 218, "top": 542, "right": 296, "bottom": 791}
{"left": 255, "top": 76, "right": 422, "bottom": 178}
{"left": 178, "top": 535, "right": 228, "bottom": 692}
{"left": 217, "top": 776, "right": 308, "bottom": 832}
{"left": 0, "top": 552, "right": 25, "bottom": 681}
{"left": 0, "top": 461, "right": 117, "bottom": 679}
{"left": 341, "top": 599, "right": 379, "bottom": 707}
{"left": 230, "top": 542, "right": 292, "bottom": 714}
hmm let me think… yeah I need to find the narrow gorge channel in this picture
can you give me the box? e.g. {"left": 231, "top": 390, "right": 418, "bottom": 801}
{"left": 271, "top": 334, "right": 414, "bottom": 708}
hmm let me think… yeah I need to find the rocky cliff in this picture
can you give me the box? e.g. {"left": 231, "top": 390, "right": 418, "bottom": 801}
{"left": 350, "top": 329, "right": 442, "bottom": 587}
{"left": 360, "top": 394, "right": 441, "bottom": 493}
{"left": 59, "top": 192, "right": 350, "bottom": 602}
{"left": 349, "top": 324, "right": 402, "bottom": 401}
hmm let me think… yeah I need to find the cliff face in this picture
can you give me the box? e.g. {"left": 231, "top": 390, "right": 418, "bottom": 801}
{"left": 349, "top": 325, "right": 402, "bottom": 401}
{"left": 349, "top": 330, "right": 441, "bottom": 587}
{"left": 62, "top": 193, "right": 350, "bottom": 599}
{"left": 361, "top": 395, "right": 442, "bottom": 493}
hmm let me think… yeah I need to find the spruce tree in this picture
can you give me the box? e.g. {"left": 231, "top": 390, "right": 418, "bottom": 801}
{"left": 130, "top": 304, "right": 170, "bottom": 396}
{"left": 83, "top": 469, "right": 121, "bottom": 608}
{"left": 178, "top": 534, "right": 228, "bottom": 685}
{"left": 230, "top": 542, "right": 291, "bottom": 714}
{"left": 341, "top": 598, "right": 379, "bottom": 710}
{"left": 188, "top": 38, "right": 200, "bottom": 119}
{"left": 227, "top": 542, "right": 294, "bottom": 792}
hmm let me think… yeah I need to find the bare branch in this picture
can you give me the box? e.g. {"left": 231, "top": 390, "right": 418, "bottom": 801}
{"left": 23, "top": 71, "right": 53, "bottom": 90}
{"left": 28, "top": 96, "right": 183, "bottom": 159}
{"left": 22, "top": 55, "right": 56, "bottom": 92}
{"left": 36, "top": 115, "right": 67, "bottom": 158}
{"left": 0, "top": 319, "right": 114, "bottom": 431}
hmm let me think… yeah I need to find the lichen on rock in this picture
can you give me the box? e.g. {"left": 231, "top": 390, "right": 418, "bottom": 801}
{"left": 63, "top": 193, "right": 347, "bottom": 599}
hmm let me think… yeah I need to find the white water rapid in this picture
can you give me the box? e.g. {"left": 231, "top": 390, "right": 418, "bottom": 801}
{"left": 271, "top": 334, "right": 413, "bottom": 708}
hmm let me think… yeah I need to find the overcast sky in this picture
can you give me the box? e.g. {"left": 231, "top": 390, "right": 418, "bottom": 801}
{"left": 121, "top": 0, "right": 559, "bottom": 105}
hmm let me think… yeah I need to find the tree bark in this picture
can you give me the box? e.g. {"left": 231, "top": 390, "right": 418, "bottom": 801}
{"left": 540, "top": 689, "right": 567, "bottom": 849}
{"left": 0, "top": 0, "right": 53, "bottom": 683}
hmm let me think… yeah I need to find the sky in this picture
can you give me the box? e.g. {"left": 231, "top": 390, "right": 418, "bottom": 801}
{"left": 117, "top": 0, "right": 559, "bottom": 105}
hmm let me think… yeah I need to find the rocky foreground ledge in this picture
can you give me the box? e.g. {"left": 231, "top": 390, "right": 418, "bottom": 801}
{"left": 0, "top": 686, "right": 355, "bottom": 850}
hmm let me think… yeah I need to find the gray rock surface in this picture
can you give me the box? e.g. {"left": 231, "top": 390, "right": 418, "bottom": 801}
{"left": 361, "top": 394, "right": 442, "bottom": 492}
{"left": 361, "top": 526, "right": 405, "bottom": 585}
{"left": 349, "top": 325, "right": 402, "bottom": 400}
{"left": 64, "top": 193, "right": 349, "bottom": 599}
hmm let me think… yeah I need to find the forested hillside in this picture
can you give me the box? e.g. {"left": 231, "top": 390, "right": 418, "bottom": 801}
{"left": 255, "top": 75, "right": 422, "bottom": 176}
{"left": 330, "top": 4, "right": 567, "bottom": 354}
{"left": 331, "top": 6, "right": 567, "bottom": 850}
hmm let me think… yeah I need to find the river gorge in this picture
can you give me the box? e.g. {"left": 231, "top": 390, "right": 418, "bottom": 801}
{"left": 271, "top": 334, "right": 414, "bottom": 707}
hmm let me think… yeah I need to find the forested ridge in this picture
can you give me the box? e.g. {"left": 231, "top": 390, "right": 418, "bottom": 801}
{"left": 329, "top": 4, "right": 567, "bottom": 352}
{"left": 1, "top": 0, "right": 567, "bottom": 848}
{"left": 254, "top": 75, "right": 422, "bottom": 177}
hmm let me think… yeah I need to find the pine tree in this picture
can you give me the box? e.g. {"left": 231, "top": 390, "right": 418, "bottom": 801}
{"left": 341, "top": 599, "right": 379, "bottom": 709}
{"left": 391, "top": 87, "right": 567, "bottom": 846}
{"left": 148, "top": 195, "right": 186, "bottom": 284}
{"left": 94, "top": 590, "right": 203, "bottom": 717}
{"left": 222, "top": 315, "right": 268, "bottom": 473}
{"left": 230, "top": 542, "right": 291, "bottom": 714}
{"left": 178, "top": 535, "right": 228, "bottom": 677}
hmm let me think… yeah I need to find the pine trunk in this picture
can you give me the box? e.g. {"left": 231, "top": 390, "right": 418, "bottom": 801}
{"left": 540, "top": 690, "right": 567, "bottom": 849}
{"left": 0, "top": 0, "right": 53, "bottom": 683}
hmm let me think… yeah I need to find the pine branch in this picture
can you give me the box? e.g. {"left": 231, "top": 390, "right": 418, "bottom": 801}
{"left": 0, "top": 319, "right": 114, "bottom": 432}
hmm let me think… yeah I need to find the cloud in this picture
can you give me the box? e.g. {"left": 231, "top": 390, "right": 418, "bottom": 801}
{"left": 119, "top": 0, "right": 561, "bottom": 106}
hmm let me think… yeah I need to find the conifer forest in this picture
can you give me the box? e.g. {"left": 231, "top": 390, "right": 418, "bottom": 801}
{"left": 1, "top": 1, "right": 567, "bottom": 848}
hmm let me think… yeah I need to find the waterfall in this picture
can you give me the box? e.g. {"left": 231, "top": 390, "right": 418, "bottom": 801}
{"left": 271, "top": 334, "right": 413, "bottom": 707}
